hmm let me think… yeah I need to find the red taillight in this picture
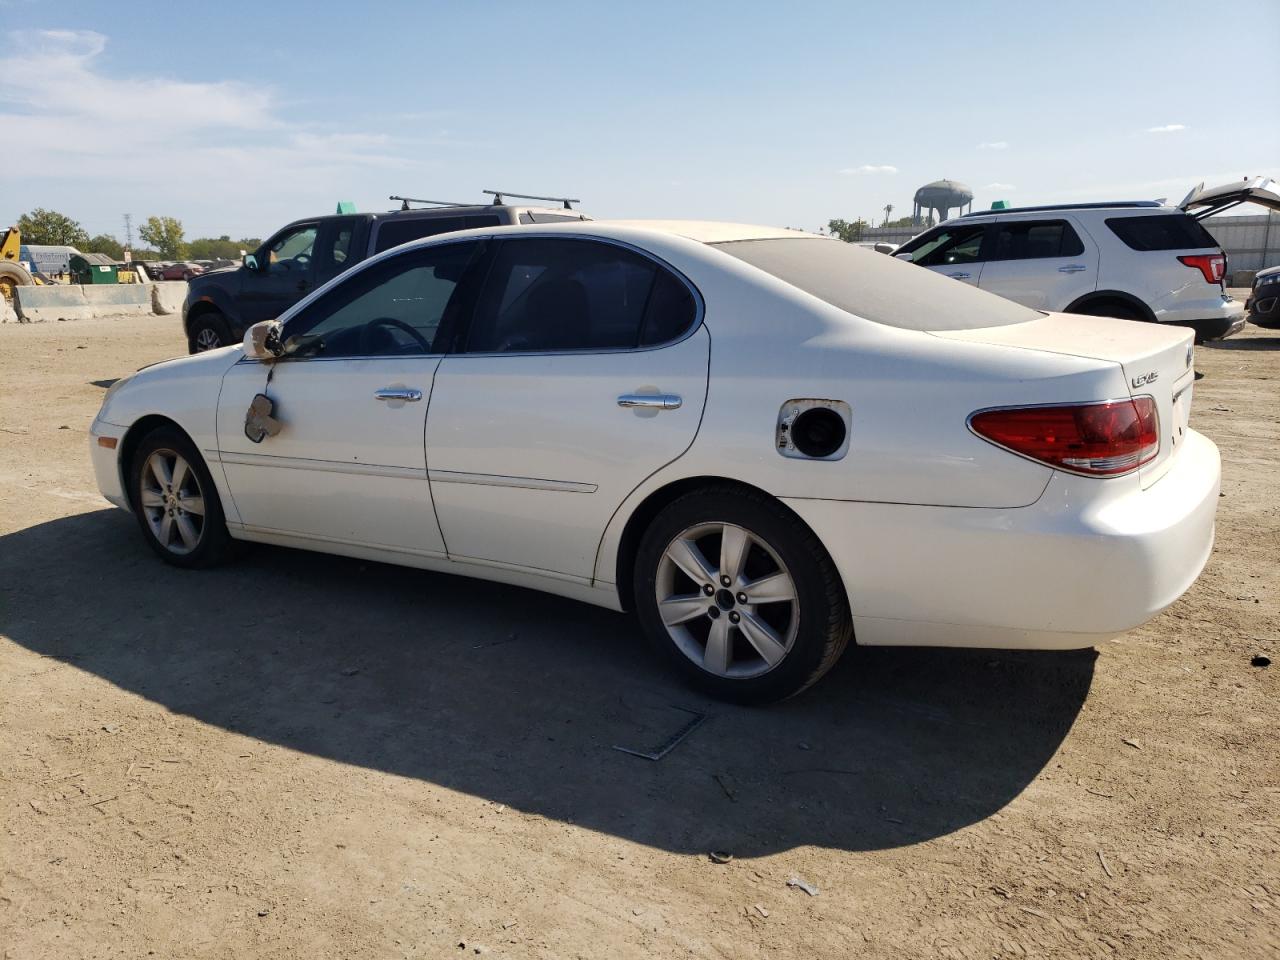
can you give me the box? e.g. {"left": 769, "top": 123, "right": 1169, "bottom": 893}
{"left": 1178, "top": 254, "right": 1225, "bottom": 284}
{"left": 970, "top": 398, "right": 1159, "bottom": 477}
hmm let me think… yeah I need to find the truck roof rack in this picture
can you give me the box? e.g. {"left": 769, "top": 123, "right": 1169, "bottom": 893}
{"left": 389, "top": 195, "right": 467, "bottom": 211}
{"left": 484, "top": 189, "right": 581, "bottom": 210}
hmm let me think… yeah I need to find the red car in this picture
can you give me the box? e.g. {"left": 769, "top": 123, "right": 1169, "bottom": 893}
{"left": 157, "top": 262, "right": 205, "bottom": 281}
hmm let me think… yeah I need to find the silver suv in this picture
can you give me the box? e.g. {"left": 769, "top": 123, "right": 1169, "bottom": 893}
{"left": 892, "top": 178, "right": 1280, "bottom": 342}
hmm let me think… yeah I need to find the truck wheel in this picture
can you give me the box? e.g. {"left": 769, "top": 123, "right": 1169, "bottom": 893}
{"left": 189, "top": 311, "right": 232, "bottom": 353}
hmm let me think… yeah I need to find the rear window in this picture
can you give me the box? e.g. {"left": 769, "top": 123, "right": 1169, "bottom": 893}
{"left": 1105, "top": 214, "right": 1217, "bottom": 251}
{"left": 713, "top": 237, "right": 1037, "bottom": 331}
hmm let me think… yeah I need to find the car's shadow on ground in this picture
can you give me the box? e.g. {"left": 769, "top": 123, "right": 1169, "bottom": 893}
{"left": 1, "top": 510, "right": 1095, "bottom": 856}
{"left": 1205, "top": 336, "right": 1280, "bottom": 351}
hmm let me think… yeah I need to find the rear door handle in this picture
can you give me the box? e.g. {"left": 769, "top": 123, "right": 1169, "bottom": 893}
{"left": 375, "top": 388, "right": 422, "bottom": 402}
{"left": 948, "top": 272, "right": 971, "bottom": 280}
{"left": 618, "top": 394, "right": 682, "bottom": 410}
{"left": 1058, "top": 264, "right": 1087, "bottom": 274}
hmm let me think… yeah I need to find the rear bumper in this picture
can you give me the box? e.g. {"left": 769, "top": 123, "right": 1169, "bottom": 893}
{"left": 783, "top": 429, "right": 1220, "bottom": 650}
{"left": 1158, "top": 294, "right": 1244, "bottom": 341}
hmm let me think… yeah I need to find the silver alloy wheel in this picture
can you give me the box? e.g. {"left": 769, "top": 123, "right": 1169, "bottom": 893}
{"left": 655, "top": 521, "right": 799, "bottom": 679}
{"left": 194, "top": 327, "right": 221, "bottom": 351}
{"left": 139, "top": 449, "right": 206, "bottom": 555}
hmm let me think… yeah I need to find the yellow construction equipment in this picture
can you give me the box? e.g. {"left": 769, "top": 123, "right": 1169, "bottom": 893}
{"left": 0, "top": 227, "right": 36, "bottom": 302}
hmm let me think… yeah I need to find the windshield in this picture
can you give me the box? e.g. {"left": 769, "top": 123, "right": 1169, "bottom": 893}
{"left": 713, "top": 237, "right": 1037, "bottom": 331}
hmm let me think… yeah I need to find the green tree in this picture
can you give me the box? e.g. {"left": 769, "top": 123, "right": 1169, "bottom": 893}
{"left": 826, "top": 218, "right": 871, "bottom": 243}
{"left": 188, "top": 235, "right": 256, "bottom": 260}
{"left": 16, "top": 208, "right": 89, "bottom": 247}
{"left": 85, "top": 233, "right": 125, "bottom": 260}
{"left": 139, "top": 216, "right": 187, "bottom": 259}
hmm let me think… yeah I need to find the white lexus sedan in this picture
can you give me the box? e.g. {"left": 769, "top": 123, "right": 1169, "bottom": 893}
{"left": 89, "top": 221, "right": 1221, "bottom": 703}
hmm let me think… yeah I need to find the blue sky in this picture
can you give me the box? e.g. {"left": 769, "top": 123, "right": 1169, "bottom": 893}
{"left": 1, "top": 0, "right": 1276, "bottom": 241}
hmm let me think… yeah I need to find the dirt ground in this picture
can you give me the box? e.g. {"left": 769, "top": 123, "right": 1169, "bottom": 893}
{"left": 1, "top": 307, "right": 1277, "bottom": 960}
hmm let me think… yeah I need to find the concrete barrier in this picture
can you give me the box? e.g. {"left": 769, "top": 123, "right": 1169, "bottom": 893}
{"left": 14, "top": 283, "right": 152, "bottom": 322}
{"left": 150, "top": 281, "right": 188, "bottom": 316}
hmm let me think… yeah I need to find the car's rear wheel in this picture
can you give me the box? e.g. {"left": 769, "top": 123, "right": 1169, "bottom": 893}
{"left": 634, "top": 487, "right": 851, "bottom": 704}
{"left": 129, "top": 427, "right": 234, "bottom": 568}
{"left": 188, "top": 310, "right": 232, "bottom": 353}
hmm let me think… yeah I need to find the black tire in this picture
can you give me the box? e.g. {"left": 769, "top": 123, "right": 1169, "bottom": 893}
{"left": 1070, "top": 301, "right": 1144, "bottom": 323}
{"left": 633, "top": 486, "right": 852, "bottom": 704}
{"left": 128, "top": 426, "right": 235, "bottom": 569}
{"left": 188, "top": 310, "right": 232, "bottom": 353}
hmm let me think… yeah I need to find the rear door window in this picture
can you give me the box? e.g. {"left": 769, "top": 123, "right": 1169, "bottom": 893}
{"left": 1106, "top": 214, "right": 1218, "bottom": 251}
{"left": 990, "top": 219, "right": 1085, "bottom": 260}
{"left": 463, "top": 238, "right": 697, "bottom": 353}
{"left": 374, "top": 216, "right": 465, "bottom": 253}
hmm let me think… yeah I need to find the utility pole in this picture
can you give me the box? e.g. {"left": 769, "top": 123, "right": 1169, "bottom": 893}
{"left": 122, "top": 213, "right": 134, "bottom": 264}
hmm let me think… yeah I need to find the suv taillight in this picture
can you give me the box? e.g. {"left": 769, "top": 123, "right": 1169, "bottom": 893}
{"left": 1178, "top": 254, "right": 1226, "bottom": 284}
{"left": 970, "top": 398, "right": 1159, "bottom": 477}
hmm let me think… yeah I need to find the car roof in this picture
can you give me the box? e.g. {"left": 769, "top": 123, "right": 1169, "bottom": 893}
{"left": 429, "top": 220, "right": 810, "bottom": 244}
{"left": 958, "top": 201, "right": 1169, "bottom": 219}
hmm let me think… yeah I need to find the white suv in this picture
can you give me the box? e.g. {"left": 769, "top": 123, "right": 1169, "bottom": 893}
{"left": 892, "top": 178, "right": 1280, "bottom": 342}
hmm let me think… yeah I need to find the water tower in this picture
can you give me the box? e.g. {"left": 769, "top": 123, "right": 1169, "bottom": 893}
{"left": 913, "top": 179, "right": 974, "bottom": 225}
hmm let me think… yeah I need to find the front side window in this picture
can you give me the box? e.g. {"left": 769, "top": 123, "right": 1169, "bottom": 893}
{"left": 990, "top": 219, "right": 1085, "bottom": 260}
{"left": 283, "top": 241, "right": 481, "bottom": 358}
{"left": 905, "top": 225, "right": 987, "bottom": 267}
{"left": 267, "top": 224, "right": 317, "bottom": 275}
{"left": 464, "top": 238, "right": 696, "bottom": 353}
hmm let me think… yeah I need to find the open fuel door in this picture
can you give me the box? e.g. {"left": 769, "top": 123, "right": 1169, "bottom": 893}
{"left": 1179, "top": 177, "right": 1280, "bottom": 220}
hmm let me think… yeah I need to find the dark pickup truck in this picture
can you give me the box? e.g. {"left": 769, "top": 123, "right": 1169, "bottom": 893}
{"left": 183, "top": 198, "right": 588, "bottom": 352}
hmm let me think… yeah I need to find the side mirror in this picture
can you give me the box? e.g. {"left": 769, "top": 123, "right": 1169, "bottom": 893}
{"left": 873, "top": 242, "right": 898, "bottom": 255}
{"left": 243, "top": 253, "right": 260, "bottom": 271}
{"left": 893, "top": 251, "right": 914, "bottom": 262}
{"left": 243, "top": 320, "right": 282, "bottom": 360}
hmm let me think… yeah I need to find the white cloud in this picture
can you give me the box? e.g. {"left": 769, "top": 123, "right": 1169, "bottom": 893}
{"left": 0, "top": 30, "right": 435, "bottom": 232}
{"left": 983, "top": 183, "right": 1016, "bottom": 191}
{"left": 1145, "top": 124, "right": 1187, "bottom": 134}
{"left": 977, "top": 141, "right": 1008, "bottom": 150}
{"left": 839, "top": 164, "right": 898, "bottom": 175}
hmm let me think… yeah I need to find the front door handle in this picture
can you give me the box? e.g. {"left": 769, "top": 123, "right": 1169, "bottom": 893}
{"left": 618, "top": 394, "right": 682, "bottom": 410}
{"left": 375, "top": 388, "right": 423, "bottom": 402}
{"left": 1058, "top": 264, "right": 1087, "bottom": 274}
{"left": 948, "top": 272, "right": 971, "bottom": 280}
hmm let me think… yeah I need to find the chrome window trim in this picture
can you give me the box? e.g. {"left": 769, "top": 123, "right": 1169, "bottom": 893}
{"left": 256, "top": 230, "right": 706, "bottom": 362}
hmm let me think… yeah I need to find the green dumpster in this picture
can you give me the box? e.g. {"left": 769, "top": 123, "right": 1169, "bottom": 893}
{"left": 69, "top": 252, "right": 120, "bottom": 284}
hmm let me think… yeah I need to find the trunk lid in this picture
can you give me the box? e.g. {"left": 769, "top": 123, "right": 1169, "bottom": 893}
{"left": 933, "top": 312, "right": 1195, "bottom": 487}
{"left": 1179, "top": 177, "right": 1280, "bottom": 220}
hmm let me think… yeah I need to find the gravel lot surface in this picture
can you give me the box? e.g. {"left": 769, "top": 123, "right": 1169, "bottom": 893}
{"left": 2, "top": 309, "right": 1277, "bottom": 959}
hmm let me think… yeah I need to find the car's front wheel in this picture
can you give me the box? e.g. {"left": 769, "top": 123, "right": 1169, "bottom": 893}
{"left": 634, "top": 487, "right": 851, "bottom": 704}
{"left": 188, "top": 310, "right": 232, "bottom": 353}
{"left": 129, "top": 427, "right": 234, "bottom": 568}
